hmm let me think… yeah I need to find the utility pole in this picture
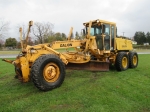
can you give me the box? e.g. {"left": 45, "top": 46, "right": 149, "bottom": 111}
{"left": 123, "top": 32, "right": 125, "bottom": 37}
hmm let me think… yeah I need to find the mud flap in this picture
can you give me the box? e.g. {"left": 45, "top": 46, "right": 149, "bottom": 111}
{"left": 66, "top": 61, "right": 109, "bottom": 71}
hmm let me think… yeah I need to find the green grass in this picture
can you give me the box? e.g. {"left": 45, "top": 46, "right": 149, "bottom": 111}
{"left": 55, "top": 47, "right": 75, "bottom": 52}
{"left": 0, "top": 50, "right": 20, "bottom": 55}
{"left": 134, "top": 49, "right": 150, "bottom": 53}
{"left": 0, "top": 54, "right": 150, "bottom": 112}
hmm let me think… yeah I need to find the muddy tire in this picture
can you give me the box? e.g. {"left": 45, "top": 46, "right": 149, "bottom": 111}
{"left": 31, "top": 54, "right": 65, "bottom": 91}
{"left": 15, "top": 67, "right": 22, "bottom": 79}
{"left": 129, "top": 52, "right": 138, "bottom": 68}
{"left": 115, "top": 52, "right": 129, "bottom": 71}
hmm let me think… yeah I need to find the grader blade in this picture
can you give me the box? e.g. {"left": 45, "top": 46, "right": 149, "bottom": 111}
{"left": 66, "top": 61, "right": 109, "bottom": 71}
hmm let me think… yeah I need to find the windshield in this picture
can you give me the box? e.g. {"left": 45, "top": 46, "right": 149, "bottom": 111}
{"left": 86, "top": 23, "right": 111, "bottom": 50}
{"left": 86, "top": 24, "right": 111, "bottom": 36}
{"left": 85, "top": 22, "right": 115, "bottom": 50}
{"left": 88, "top": 25, "right": 102, "bottom": 36}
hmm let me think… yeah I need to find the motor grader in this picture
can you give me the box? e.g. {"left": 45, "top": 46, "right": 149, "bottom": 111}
{"left": 2, "top": 19, "right": 138, "bottom": 91}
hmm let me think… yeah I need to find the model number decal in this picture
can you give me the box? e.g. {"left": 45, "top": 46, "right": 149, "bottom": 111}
{"left": 60, "top": 43, "right": 72, "bottom": 47}
{"left": 122, "top": 45, "right": 127, "bottom": 47}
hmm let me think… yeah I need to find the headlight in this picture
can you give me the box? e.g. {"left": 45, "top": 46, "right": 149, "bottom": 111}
{"left": 30, "top": 49, "right": 36, "bottom": 53}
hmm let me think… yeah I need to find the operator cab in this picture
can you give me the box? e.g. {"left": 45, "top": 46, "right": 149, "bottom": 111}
{"left": 83, "top": 19, "right": 116, "bottom": 51}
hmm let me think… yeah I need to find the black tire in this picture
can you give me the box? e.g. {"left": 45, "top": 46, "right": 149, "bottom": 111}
{"left": 15, "top": 67, "right": 22, "bottom": 79}
{"left": 128, "top": 51, "right": 138, "bottom": 68}
{"left": 31, "top": 54, "right": 65, "bottom": 91}
{"left": 115, "top": 52, "right": 129, "bottom": 71}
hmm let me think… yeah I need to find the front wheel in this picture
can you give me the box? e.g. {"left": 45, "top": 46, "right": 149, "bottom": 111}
{"left": 115, "top": 52, "right": 129, "bottom": 71}
{"left": 31, "top": 54, "right": 65, "bottom": 91}
{"left": 14, "top": 67, "right": 22, "bottom": 79}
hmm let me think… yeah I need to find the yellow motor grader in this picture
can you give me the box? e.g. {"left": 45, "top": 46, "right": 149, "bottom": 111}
{"left": 2, "top": 19, "right": 138, "bottom": 91}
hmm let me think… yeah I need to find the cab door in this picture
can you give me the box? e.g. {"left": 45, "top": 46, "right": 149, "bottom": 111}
{"left": 101, "top": 24, "right": 116, "bottom": 50}
{"left": 102, "top": 24, "right": 111, "bottom": 50}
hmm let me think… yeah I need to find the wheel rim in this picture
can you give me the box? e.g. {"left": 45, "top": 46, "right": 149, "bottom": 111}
{"left": 133, "top": 55, "right": 137, "bottom": 66}
{"left": 43, "top": 63, "right": 60, "bottom": 82}
{"left": 122, "top": 57, "right": 127, "bottom": 68}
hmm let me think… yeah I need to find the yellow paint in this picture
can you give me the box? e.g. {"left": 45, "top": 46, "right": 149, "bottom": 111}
{"left": 43, "top": 63, "right": 60, "bottom": 83}
{"left": 133, "top": 55, "right": 138, "bottom": 66}
{"left": 122, "top": 57, "right": 128, "bottom": 69}
{"left": 20, "top": 57, "right": 29, "bottom": 82}
{"left": 2, "top": 19, "right": 135, "bottom": 82}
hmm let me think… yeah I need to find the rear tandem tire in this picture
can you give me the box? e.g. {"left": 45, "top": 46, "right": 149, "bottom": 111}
{"left": 31, "top": 54, "right": 65, "bottom": 91}
{"left": 115, "top": 52, "right": 129, "bottom": 71}
{"left": 129, "top": 52, "right": 138, "bottom": 68}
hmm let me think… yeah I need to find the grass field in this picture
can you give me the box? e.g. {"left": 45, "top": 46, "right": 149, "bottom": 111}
{"left": 0, "top": 50, "right": 20, "bottom": 55}
{"left": 0, "top": 54, "right": 150, "bottom": 112}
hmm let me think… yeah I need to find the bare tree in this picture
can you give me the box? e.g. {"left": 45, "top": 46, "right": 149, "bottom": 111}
{"left": 32, "top": 22, "right": 54, "bottom": 44}
{"left": 0, "top": 19, "right": 9, "bottom": 39}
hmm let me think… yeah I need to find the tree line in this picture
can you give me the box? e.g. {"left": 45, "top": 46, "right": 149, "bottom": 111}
{"left": 133, "top": 31, "right": 150, "bottom": 45}
{"left": 0, "top": 21, "right": 83, "bottom": 49}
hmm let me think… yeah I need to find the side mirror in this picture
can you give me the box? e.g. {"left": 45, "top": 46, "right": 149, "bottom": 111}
{"left": 82, "top": 29, "right": 86, "bottom": 36}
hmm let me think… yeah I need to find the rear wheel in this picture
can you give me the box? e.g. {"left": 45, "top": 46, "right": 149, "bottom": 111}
{"left": 115, "top": 52, "right": 129, "bottom": 71}
{"left": 129, "top": 52, "right": 138, "bottom": 68}
{"left": 31, "top": 54, "right": 65, "bottom": 91}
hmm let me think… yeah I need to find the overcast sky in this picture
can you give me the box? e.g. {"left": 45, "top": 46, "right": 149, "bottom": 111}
{"left": 0, "top": 0, "right": 150, "bottom": 39}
